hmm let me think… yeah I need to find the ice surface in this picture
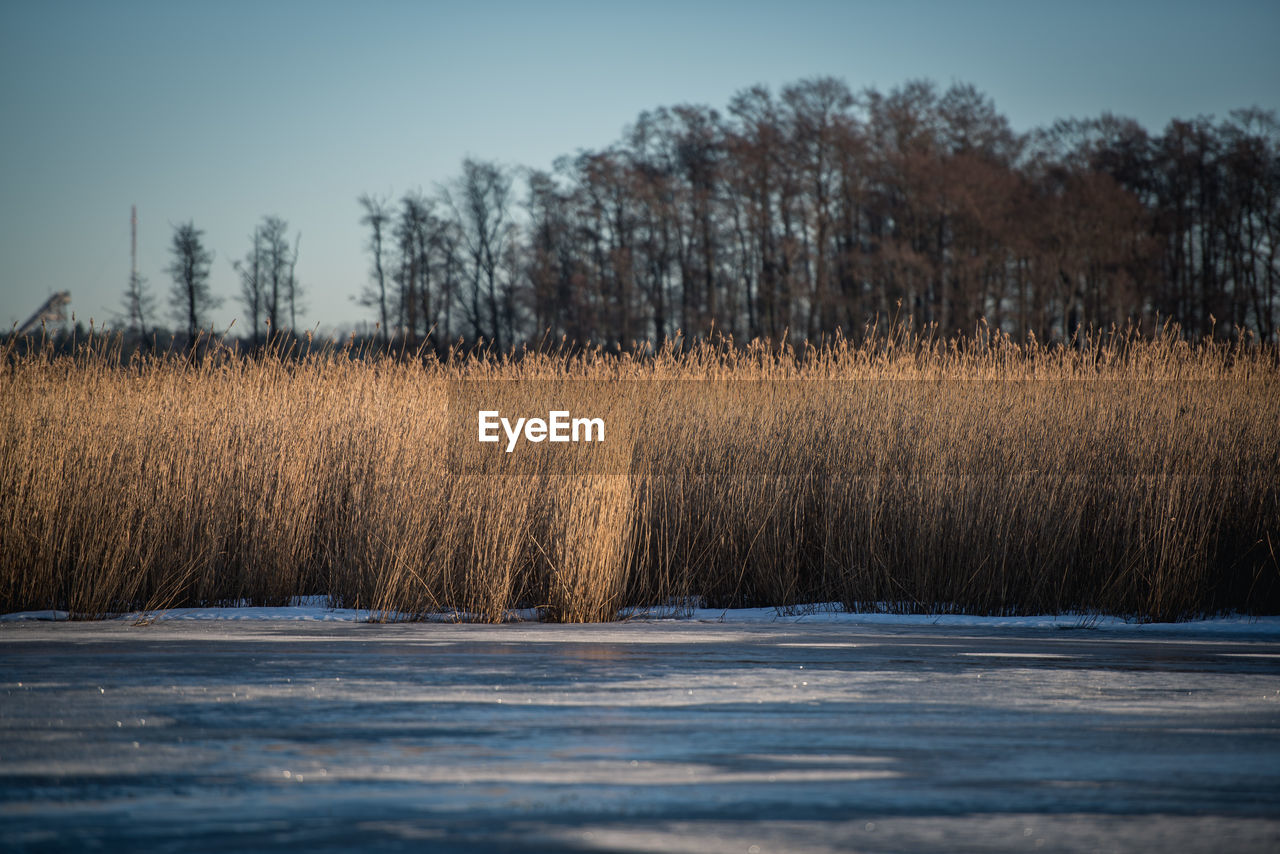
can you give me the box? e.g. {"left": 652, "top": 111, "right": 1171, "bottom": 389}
{"left": 2, "top": 617, "right": 1278, "bottom": 851}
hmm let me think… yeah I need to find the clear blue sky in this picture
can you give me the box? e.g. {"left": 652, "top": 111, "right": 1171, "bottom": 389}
{"left": 2, "top": 0, "right": 1277, "bottom": 334}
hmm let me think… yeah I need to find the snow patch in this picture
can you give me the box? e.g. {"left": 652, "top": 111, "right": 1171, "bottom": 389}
{"left": 3, "top": 597, "right": 1278, "bottom": 634}
{"left": 678, "top": 606, "right": 1280, "bottom": 635}
{"left": 0, "top": 609, "right": 69, "bottom": 622}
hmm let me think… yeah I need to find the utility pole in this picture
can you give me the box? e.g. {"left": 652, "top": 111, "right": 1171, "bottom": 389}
{"left": 124, "top": 204, "right": 152, "bottom": 341}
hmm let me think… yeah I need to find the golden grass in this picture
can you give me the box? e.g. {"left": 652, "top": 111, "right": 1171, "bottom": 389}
{"left": 2, "top": 327, "right": 1277, "bottom": 621}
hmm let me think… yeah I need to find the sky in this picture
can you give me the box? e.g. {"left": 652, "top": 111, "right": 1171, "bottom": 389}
{"left": 1, "top": 0, "right": 1277, "bottom": 335}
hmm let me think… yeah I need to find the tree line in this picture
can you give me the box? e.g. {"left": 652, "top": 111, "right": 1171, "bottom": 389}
{"left": 360, "top": 77, "right": 1279, "bottom": 348}
{"left": 119, "top": 216, "right": 302, "bottom": 346}
{"left": 119, "top": 76, "right": 1279, "bottom": 350}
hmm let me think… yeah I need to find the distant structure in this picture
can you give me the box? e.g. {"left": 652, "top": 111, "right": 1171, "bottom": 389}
{"left": 16, "top": 292, "right": 71, "bottom": 336}
{"left": 131, "top": 204, "right": 137, "bottom": 286}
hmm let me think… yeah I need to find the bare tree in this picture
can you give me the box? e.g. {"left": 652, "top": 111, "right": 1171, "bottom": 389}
{"left": 393, "top": 191, "right": 435, "bottom": 343}
{"left": 166, "top": 221, "right": 218, "bottom": 340}
{"left": 232, "top": 226, "right": 264, "bottom": 346}
{"left": 120, "top": 269, "right": 156, "bottom": 340}
{"left": 286, "top": 232, "right": 302, "bottom": 331}
{"left": 434, "top": 216, "right": 463, "bottom": 345}
{"left": 257, "top": 216, "right": 294, "bottom": 335}
{"left": 446, "top": 158, "right": 514, "bottom": 349}
{"left": 357, "top": 194, "right": 391, "bottom": 342}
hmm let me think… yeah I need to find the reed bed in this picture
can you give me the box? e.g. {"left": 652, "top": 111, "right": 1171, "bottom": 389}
{"left": 2, "top": 328, "right": 1277, "bottom": 621}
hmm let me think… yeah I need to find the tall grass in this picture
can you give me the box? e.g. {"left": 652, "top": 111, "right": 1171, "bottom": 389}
{"left": 2, "top": 327, "right": 1277, "bottom": 621}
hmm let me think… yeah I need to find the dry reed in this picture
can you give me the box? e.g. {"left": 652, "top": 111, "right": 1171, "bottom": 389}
{"left": 2, "top": 326, "right": 1277, "bottom": 621}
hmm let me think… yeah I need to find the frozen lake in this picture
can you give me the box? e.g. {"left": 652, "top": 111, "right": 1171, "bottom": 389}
{"left": 2, "top": 618, "right": 1279, "bottom": 852}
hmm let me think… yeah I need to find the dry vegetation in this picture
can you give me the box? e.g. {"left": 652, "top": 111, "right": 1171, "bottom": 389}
{"left": 2, "top": 326, "right": 1278, "bottom": 622}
